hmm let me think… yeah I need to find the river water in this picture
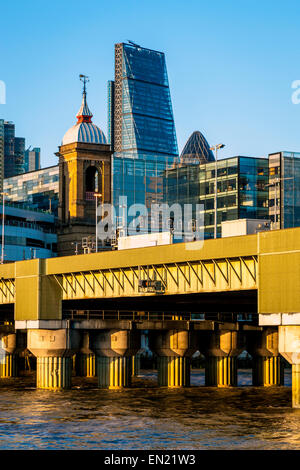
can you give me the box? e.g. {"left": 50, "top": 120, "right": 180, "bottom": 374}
{"left": 0, "top": 369, "right": 298, "bottom": 450}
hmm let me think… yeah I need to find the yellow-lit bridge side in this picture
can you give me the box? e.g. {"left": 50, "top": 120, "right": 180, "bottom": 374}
{"left": 0, "top": 262, "right": 15, "bottom": 304}
{"left": 52, "top": 256, "right": 257, "bottom": 300}
{"left": 0, "top": 279, "right": 15, "bottom": 304}
{"left": 0, "top": 228, "right": 300, "bottom": 405}
{"left": 0, "top": 227, "right": 299, "bottom": 321}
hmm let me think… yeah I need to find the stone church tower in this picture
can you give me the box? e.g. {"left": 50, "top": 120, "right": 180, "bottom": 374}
{"left": 56, "top": 76, "right": 112, "bottom": 257}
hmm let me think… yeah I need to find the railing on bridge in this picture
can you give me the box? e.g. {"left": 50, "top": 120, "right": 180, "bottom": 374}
{"left": 62, "top": 309, "right": 257, "bottom": 323}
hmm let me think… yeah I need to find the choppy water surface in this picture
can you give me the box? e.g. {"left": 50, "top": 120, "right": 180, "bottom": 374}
{"left": 0, "top": 369, "right": 298, "bottom": 450}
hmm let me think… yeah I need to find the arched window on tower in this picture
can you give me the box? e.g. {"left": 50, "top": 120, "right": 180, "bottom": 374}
{"left": 85, "top": 165, "right": 103, "bottom": 201}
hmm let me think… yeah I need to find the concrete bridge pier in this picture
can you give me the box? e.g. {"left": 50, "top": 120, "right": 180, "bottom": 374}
{"left": 75, "top": 331, "right": 96, "bottom": 377}
{"left": 278, "top": 326, "right": 300, "bottom": 408}
{"left": 150, "top": 330, "right": 198, "bottom": 388}
{"left": 132, "top": 354, "right": 141, "bottom": 377}
{"left": 27, "top": 329, "right": 80, "bottom": 389}
{"left": 92, "top": 329, "right": 141, "bottom": 389}
{"left": 0, "top": 333, "right": 18, "bottom": 378}
{"left": 0, "top": 331, "right": 26, "bottom": 378}
{"left": 202, "top": 329, "right": 245, "bottom": 387}
{"left": 247, "top": 327, "right": 283, "bottom": 386}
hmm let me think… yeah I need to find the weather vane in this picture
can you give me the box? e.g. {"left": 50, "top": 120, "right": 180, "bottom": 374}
{"left": 79, "top": 74, "right": 89, "bottom": 94}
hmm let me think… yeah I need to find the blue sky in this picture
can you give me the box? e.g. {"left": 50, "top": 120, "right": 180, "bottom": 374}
{"left": 1, "top": 0, "right": 300, "bottom": 167}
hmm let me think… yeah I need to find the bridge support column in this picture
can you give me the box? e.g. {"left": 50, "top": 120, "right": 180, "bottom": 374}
{"left": 279, "top": 326, "right": 300, "bottom": 408}
{"left": 132, "top": 355, "right": 141, "bottom": 377}
{"left": 36, "top": 356, "right": 72, "bottom": 389}
{"left": 247, "top": 327, "right": 283, "bottom": 386}
{"left": 202, "top": 329, "right": 245, "bottom": 387}
{"left": 150, "top": 330, "right": 197, "bottom": 388}
{"left": 0, "top": 333, "right": 18, "bottom": 378}
{"left": 92, "top": 329, "right": 140, "bottom": 389}
{"left": 97, "top": 356, "right": 132, "bottom": 388}
{"left": 0, "top": 353, "right": 18, "bottom": 377}
{"left": 75, "top": 332, "right": 96, "bottom": 377}
{"left": 158, "top": 356, "right": 190, "bottom": 387}
{"left": 205, "top": 356, "right": 237, "bottom": 387}
{"left": 27, "top": 329, "right": 80, "bottom": 390}
{"left": 75, "top": 353, "right": 96, "bottom": 377}
{"left": 292, "top": 364, "right": 300, "bottom": 408}
{"left": 252, "top": 356, "right": 283, "bottom": 386}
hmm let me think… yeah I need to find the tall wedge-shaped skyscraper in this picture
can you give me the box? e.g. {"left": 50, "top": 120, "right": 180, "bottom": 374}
{"left": 108, "top": 42, "right": 179, "bottom": 229}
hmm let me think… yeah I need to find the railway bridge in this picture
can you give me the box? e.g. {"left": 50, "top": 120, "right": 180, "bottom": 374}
{"left": 0, "top": 227, "right": 299, "bottom": 407}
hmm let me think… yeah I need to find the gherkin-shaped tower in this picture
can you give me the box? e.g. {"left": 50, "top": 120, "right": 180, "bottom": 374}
{"left": 180, "top": 131, "right": 215, "bottom": 165}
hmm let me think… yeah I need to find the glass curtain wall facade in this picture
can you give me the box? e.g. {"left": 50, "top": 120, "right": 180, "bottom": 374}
{"left": 4, "top": 121, "right": 15, "bottom": 178}
{"left": 3, "top": 121, "right": 26, "bottom": 177}
{"left": 4, "top": 165, "right": 59, "bottom": 216}
{"left": 0, "top": 203, "right": 57, "bottom": 262}
{"left": 0, "top": 120, "right": 4, "bottom": 192}
{"left": 164, "top": 156, "right": 269, "bottom": 239}
{"left": 13, "top": 137, "right": 25, "bottom": 175}
{"left": 269, "top": 151, "right": 300, "bottom": 229}
{"left": 109, "top": 42, "right": 179, "bottom": 231}
{"left": 24, "top": 147, "right": 41, "bottom": 172}
{"left": 180, "top": 131, "right": 215, "bottom": 165}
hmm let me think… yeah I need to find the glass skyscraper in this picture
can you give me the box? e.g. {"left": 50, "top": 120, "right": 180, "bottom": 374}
{"left": 0, "top": 120, "right": 4, "bottom": 192}
{"left": 108, "top": 42, "right": 179, "bottom": 231}
{"left": 268, "top": 151, "right": 300, "bottom": 229}
{"left": 3, "top": 121, "right": 26, "bottom": 178}
{"left": 180, "top": 131, "right": 215, "bottom": 165}
{"left": 24, "top": 147, "right": 41, "bottom": 172}
{"left": 165, "top": 156, "right": 269, "bottom": 239}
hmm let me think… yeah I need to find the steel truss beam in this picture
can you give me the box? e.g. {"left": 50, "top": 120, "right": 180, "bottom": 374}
{"left": 49, "top": 256, "right": 257, "bottom": 300}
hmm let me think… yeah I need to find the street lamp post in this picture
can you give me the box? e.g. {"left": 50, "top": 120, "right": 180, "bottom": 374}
{"left": 94, "top": 192, "right": 102, "bottom": 253}
{"left": 209, "top": 144, "right": 225, "bottom": 239}
{"left": 71, "top": 241, "right": 79, "bottom": 255}
{"left": 1, "top": 192, "right": 9, "bottom": 264}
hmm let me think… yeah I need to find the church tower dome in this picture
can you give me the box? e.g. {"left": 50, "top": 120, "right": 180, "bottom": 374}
{"left": 62, "top": 76, "right": 107, "bottom": 146}
{"left": 57, "top": 75, "right": 112, "bottom": 257}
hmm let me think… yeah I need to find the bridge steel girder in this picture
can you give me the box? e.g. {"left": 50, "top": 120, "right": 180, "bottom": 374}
{"left": 50, "top": 256, "right": 257, "bottom": 301}
{"left": 1, "top": 228, "right": 300, "bottom": 322}
{"left": 0, "top": 264, "right": 15, "bottom": 305}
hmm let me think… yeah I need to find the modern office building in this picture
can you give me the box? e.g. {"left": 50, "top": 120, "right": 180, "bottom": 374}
{"left": 3, "top": 121, "right": 26, "bottom": 178}
{"left": 268, "top": 151, "right": 300, "bottom": 229}
{"left": 24, "top": 147, "right": 41, "bottom": 173}
{"left": 0, "top": 203, "right": 57, "bottom": 262}
{"left": 180, "top": 131, "right": 215, "bottom": 165}
{"left": 108, "top": 42, "right": 179, "bottom": 229}
{"left": 3, "top": 165, "right": 59, "bottom": 216}
{"left": 13, "top": 137, "right": 26, "bottom": 176}
{"left": 164, "top": 156, "right": 269, "bottom": 239}
{"left": 0, "top": 120, "right": 4, "bottom": 192}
